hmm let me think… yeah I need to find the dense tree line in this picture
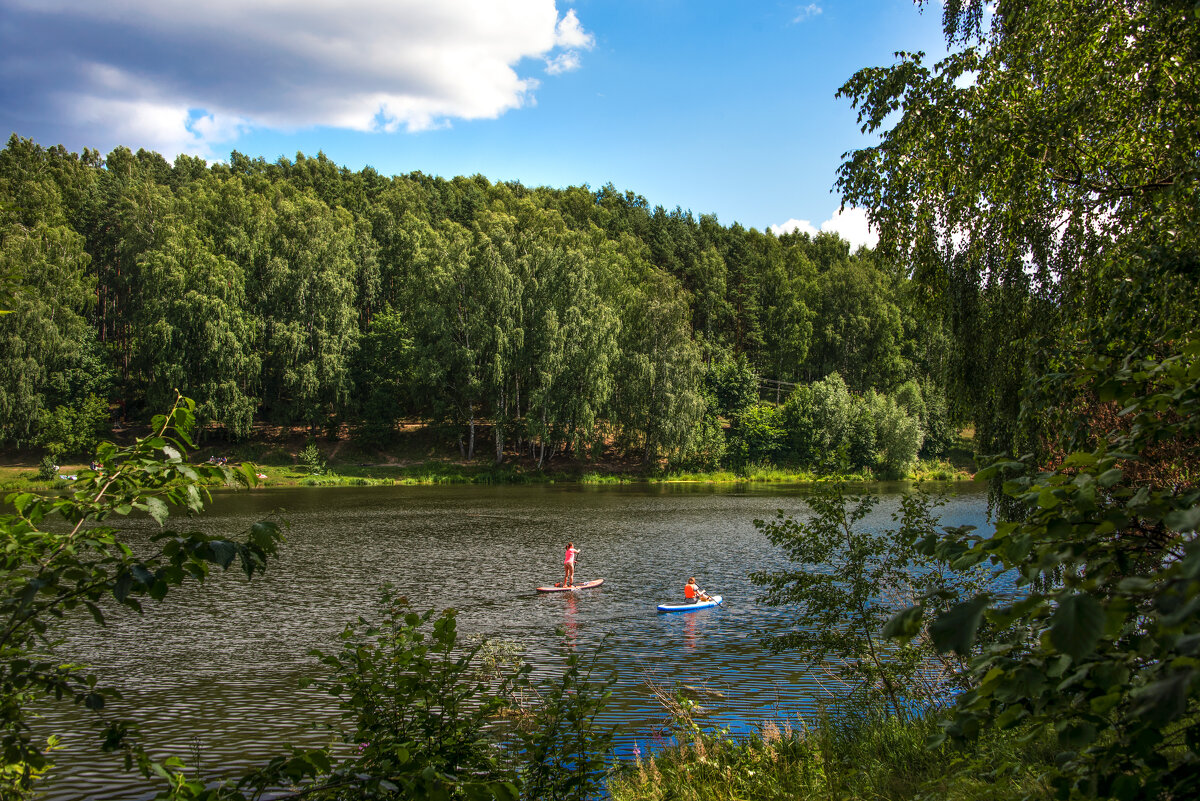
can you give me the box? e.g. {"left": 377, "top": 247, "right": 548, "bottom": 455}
{"left": 0, "top": 135, "right": 954, "bottom": 472}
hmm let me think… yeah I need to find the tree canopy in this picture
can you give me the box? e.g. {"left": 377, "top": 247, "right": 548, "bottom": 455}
{"left": 0, "top": 134, "right": 956, "bottom": 474}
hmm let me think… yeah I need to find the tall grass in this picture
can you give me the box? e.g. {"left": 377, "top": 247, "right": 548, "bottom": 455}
{"left": 611, "top": 719, "right": 826, "bottom": 801}
{"left": 609, "top": 711, "right": 1055, "bottom": 801}
{"left": 579, "top": 472, "right": 636, "bottom": 484}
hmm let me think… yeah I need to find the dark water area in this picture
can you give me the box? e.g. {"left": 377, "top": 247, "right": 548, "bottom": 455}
{"left": 34, "top": 481, "right": 991, "bottom": 799}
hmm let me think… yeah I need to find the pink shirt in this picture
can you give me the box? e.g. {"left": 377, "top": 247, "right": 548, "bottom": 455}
{"left": 564, "top": 546, "right": 579, "bottom": 565}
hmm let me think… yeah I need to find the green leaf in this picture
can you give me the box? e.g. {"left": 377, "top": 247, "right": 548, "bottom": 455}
{"left": 1037, "top": 488, "right": 1061, "bottom": 508}
{"left": 208, "top": 540, "right": 238, "bottom": 569}
{"left": 1090, "top": 692, "right": 1122, "bottom": 715}
{"left": 1062, "top": 451, "right": 1098, "bottom": 467}
{"left": 250, "top": 521, "right": 279, "bottom": 550}
{"left": 1133, "top": 669, "right": 1195, "bottom": 727}
{"left": 882, "top": 605, "right": 925, "bottom": 642}
{"left": 930, "top": 594, "right": 990, "bottom": 655}
{"left": 1164, "top": 504, "right": 1200, "bottom": 532}
{"left": 1050, "top": 593, "right": 1105, "bottom": 661}
{"left": 996, "top": 704, "right": 1026, "bottom": 729}
{"left": 113, "top": 571, "right": 133, "bottom": 603}
{"left": 145, "top": 496, "right": 169, "bottom": 526}
{"left": 1057, "top": 720, "right": 1097, "bottom": 748}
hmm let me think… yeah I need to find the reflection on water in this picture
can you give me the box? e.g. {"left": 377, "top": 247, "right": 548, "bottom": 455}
{"left": 683, "top": 613, "right": 699, "bottom": 651}
{"left": 562, "top": 592, "right": 580, "bottom": 648}
{"left": 35, "top": 481, "right": 990, "bottom": 799}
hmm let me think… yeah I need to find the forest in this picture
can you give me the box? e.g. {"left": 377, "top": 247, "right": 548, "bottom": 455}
{"left": 1, "top": 0, "right": 1199, "bottom": 798}
{"left": 0, "top": 134, "right": 957, "bottom": 477}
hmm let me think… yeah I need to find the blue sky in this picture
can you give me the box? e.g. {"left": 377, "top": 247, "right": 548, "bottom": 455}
{"left": 0, "top": 1, "right": 950, "bottom": 245}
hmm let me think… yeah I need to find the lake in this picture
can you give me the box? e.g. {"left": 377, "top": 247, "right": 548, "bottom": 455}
{"left": 37, "top": 481, "right": 990, "bottom": 799}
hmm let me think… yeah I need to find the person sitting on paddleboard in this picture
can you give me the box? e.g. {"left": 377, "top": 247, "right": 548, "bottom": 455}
{"left": 562, "top": 542, "right": 580, "bottom": 587}
{"left": 684, "top": 577, "right": 712, "bottom": 604}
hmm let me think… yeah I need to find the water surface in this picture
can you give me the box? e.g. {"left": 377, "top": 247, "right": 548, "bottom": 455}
{"left": 38, "top": 481, "right": 990, "bottom": 799}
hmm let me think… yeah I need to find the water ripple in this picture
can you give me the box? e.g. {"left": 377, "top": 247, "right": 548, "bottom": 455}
{"left": 34, "top": 482, "right": 990, "bottom": 799}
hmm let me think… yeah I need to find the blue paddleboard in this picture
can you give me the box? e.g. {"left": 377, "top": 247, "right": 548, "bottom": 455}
{"left": 657, "top": 595, "right": 722, "bottom": 613}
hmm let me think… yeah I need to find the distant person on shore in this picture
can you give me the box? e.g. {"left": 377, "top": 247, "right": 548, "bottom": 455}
{"left": 684, "top": 577, "right": 712, "bottom": 604}
{"left": 562, "top": 542, "right": 580, "bottom": 587}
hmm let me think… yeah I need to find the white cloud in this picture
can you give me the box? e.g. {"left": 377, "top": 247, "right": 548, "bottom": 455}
{"left": 769, "top": 218, "right": 819, "bottom": 237}
{"left": 555, "top": 9, "right": 594, "bottom": 49}
{"left": 770, "top": 207, "right": 879, "bottom": 250}
{"left": 0, "top": 1, "right": 593, "bottom": 158}
{"left": 546, "top": 52, "right": 583, "bottom": 75}
{"left": 792, "top": 4, "right": 822, "bottom": 23}
{"left": 546, "top": 8, "right": 594, "bottom": 74}
{"left": 820, "top": 206, "right": 878, "bottom": 250}
{"left": 69, "top": 95, "right": 207, "bottom": 157}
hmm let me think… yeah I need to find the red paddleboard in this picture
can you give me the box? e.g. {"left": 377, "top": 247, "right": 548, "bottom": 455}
{"left": 536, "top": 578, "right": 605, "bottom": 593}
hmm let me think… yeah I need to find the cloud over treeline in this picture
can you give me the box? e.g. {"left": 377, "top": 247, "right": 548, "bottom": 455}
{"left": 0, "top": 0, "right": 592, "bottom": 158}
{"left": 770, "top": 207, "right": 879, "bottom": 250}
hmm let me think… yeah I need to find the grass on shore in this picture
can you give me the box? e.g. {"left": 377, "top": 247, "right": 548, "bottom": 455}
{"left": 609, "top": 712, "right": 1054, "bottom": 801}
{"left": 0, "top": 456, "right": 976, "bottom": 493}
{"left": 0, "top": 428, "right": 977, "bottom": 491}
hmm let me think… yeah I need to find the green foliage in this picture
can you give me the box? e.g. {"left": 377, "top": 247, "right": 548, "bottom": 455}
{"left": 837, "top": 2, "right": 1200, "bottom": 794}
{"left": 231, "top": 587, "right": 616, "bottom": 801}
{"left": 297, "top": 589, "right": 522, "bottom": 801}
{"left": 704, "top": 353, "right": 757, "bottom": 419}
{"left": 727, "top": 402, "right": 784, "bottom": 469}
{"left": 751, "top": 483, "right": 993, "bottom": 717}
{"left": 609, "top": 724, "right": 827, "bottom": 801}
{"left": 254, "top": 189, "right": 359, "bottom": 429}
{"left": 668, "top": 405, "right": 727, "bottom": 473}
{"left": 0, "top": 396, "right": 282, "bottom": 797}
{"left": 915, "top": 379, "right": 956, "bottom": 459}
{"left": 35, "top": 454, "right": 57, "bottom": 481}
{"left": 801, "top": 373, "right": 855, "bottom": 472}
{"left": 812, "top": 711, "right": 1054, "bottom": 801}
{"left": 509, "top": 649, "right": 616, "bottom": 801}
{"left": 774, "top": 374, "right": 924, "bottom": 476}
{"left": 611, "top": 261, "right": 705, "bottom": 464}
{"left": 33, "top": 394, "right": 109, "bottom": 457}
{"left": 0, "top": 139, "right": 99, "bottom": 447}
{"left": 807, "top": 255, "right": 908, "bottom": 393}
{"left": 0, "top": 735, "right": 59, "bottom": 800}
{"left": 349, "top": 310, "right": 413, "bottom": 446}
{"left": 609, "top": 709, "right": 1054, "bottom": 801}
{"left": 298, "top": 441, "right": 326, "bottom": 475}
{"left": 133, "top": 220, "right": 260, "bottom": 438}
{"left": 0, "top": 133, "right": 958, "bottom": 469}
{"left": 895, "top": 334, "right": 1200, "bottom": 799}
{"left": 836, "top": 0, "right": 1200, "bottom": 460}
{"left": 862, "top": 390, "right": 924, "bottom": 479}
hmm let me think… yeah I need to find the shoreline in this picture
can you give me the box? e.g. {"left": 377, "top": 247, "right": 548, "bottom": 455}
{"left": 1, "top": 458, "right": 977, "bottom": 493}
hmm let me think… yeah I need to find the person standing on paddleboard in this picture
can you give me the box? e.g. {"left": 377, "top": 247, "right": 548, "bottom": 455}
{"left": 684, "top": 577, "right": 712, "bottom": 604}
{"left": 562, "top": 542, "right": 580, "bottom": 587}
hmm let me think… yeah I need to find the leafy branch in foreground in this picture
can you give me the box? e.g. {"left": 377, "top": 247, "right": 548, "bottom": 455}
{"left": 0, "top": 395, "right": 283, "bottom": 798}
{"left": 224, "top": 588, "right": 616, "bottom": 801}
{"left": 751, "top": 484, "right": 995, "bottom": 718}
{"left": 891, "top": 333, "right": 1200, "bottom": 800}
